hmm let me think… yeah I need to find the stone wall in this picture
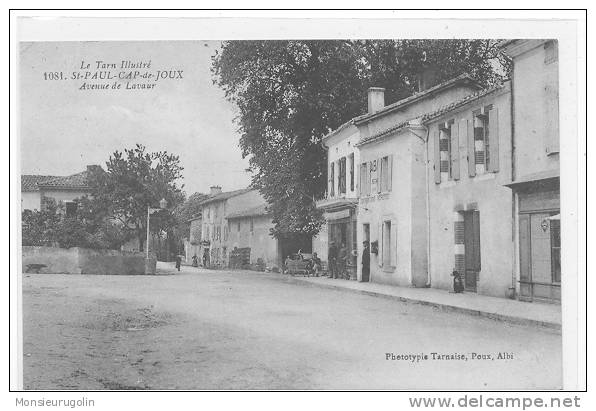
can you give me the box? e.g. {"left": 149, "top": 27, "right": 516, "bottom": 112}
{"left": 22, "top": 246, "right": 154, "bottom": 275}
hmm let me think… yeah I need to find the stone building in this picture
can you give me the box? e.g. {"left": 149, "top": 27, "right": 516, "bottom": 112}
{"left": 226, "top": 203, "right": 279, "bottom": 269}
{"left": 500, "top": 39, "right": 561, "bottom": 303}
{"left": 21, "top": 165, "right": 98, "bottom": 213}
{"left": 353, "top": 75, "right": 484, "bottom": 286}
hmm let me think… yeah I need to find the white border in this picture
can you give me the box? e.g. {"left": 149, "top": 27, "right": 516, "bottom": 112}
{"left": 8, "top": 9, "right": 586, "bottom": 408}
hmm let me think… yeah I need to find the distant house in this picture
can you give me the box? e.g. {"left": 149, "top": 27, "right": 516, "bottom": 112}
{"left": 21, "top": 165, "right": 99, "bottom": 213}
{"left": 226, "top": 203, "right": 277, "bottom": 269}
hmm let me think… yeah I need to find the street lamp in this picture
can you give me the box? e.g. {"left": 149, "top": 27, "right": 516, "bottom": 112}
{"left": 146, "top": 198, "right": 167, "bottom": 259}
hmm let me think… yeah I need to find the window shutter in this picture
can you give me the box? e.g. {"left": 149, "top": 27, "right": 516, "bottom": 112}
{"left": 472, "top": 210, "right": 481, "bottom": 271}
{"left": 433, "top": 129, "right": 441, "bottom": 183}
{"left": 391, "top": 219, "right": 397, "bottom": 267}
{"left": 377, "top": 158, "right": 383, "bottom": 194}
{"left": 467, "top": 118, "right": 476, "bottom": 177}
{"left": 488, "top": 108, "right": 500, "bottom": 172}
{"left": 378, "top": 221, "right": 383, "bottom": 267}
{"left": 388, "top": 155, "right": 393, "bottom": 192}
{"left": 450, "top": 122, "right": 460, "bottom": 180}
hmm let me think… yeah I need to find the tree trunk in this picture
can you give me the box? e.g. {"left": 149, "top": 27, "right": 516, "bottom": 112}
{"left": 138, "top": 233, "right": 145, "bottom": 252}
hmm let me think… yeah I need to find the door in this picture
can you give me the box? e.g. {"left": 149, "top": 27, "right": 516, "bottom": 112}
{"left": 463, "top": 210, "right": 481, "bottom": 292}
{"left": 361, "top": 224, "right": 370, "bottom": 282}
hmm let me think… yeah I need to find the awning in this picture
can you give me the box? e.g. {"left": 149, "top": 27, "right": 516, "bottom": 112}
{"left": 547, "top": 214, "right": 560, "bottom": 220}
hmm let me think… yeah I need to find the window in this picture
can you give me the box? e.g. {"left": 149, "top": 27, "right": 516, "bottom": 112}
{"left": 439, "top": 121, "right": 454, "bottom": 179}
{"left": 473, "top": 106, "right": 493, "bottom": 173}
{"left": 550, "top": 218, "right": 561, "bottom": 283}
{"left": 382, "top": 221, "right": 392, "bottom": 267}
{"left": 65, "top": 201, "right": 77, "bottom": 217}
{"left": 338, "top": 157, "right": 346, "bottom": 194}
{"left": 329, "top": 163, "right": 335, "bottom": 197}
{"left": 360, "top": 163, "right": 369, "bottom": 196}
{"left": 379, "top": 156, "right": 391, "bottom": 192}
{"left": 349, "top": 153, "right": 355, "bottom": 192}
{"left": 223, "top": 225, "right": 228, "bottom": 241}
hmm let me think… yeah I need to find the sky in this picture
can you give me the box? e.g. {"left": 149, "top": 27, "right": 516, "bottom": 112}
{"left": 19, "top": 41, "right": 252, "bottom": 196}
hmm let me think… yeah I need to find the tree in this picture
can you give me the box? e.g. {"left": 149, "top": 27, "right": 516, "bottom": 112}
{"left": 88, "top": 144, "right": 185, "bottom": 252}
{"left": 212, "top": 40, "right": 510, "bottom": 238}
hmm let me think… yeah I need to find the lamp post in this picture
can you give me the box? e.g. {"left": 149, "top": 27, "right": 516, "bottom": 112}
{"left": 146, "top": 198, "right": 168, "bottom": 259}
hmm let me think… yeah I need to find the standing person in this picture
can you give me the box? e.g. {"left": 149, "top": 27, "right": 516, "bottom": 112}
{"left": 192, "top": 254, "right": 198, "bottom": 267}
{"left": 311, "top": 252, "right": 322, "bottom": 277}
{"left": 175, "top": 255, "right": 182, "bottom": 272}
{"left": 328, "top": 241, "right": 338, "bottom": 279}
{"left": 361, "top": 241, "right": 370, "bottom": 282}
{"left": 338, "top": 243, "right": 348, "bottom": 279}
{"left": 202, "top": 249, "right": 209, "bottom": 268}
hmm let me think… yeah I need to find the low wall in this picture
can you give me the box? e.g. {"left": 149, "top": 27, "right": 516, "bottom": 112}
{"left": 22, "top": 246, "right": 155, "bottom": 275}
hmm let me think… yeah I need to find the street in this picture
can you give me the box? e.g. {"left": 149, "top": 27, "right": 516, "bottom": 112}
{"left": 23, "top": 265, "right": 562, "bottom": 390}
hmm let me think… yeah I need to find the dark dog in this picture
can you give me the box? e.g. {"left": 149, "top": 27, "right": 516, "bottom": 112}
{"left": 452, "top": 270, "right": 464, "bottom": 293}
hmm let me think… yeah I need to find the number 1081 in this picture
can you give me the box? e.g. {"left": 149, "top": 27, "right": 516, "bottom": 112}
{"left": 43, "top": 72, "right": 65, "bottom": 80}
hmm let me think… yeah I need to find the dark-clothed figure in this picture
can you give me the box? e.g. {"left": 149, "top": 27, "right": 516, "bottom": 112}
{"left": 175, "top": 255, "right": 182, "bottom": 271}
{"left": 192, "top": 254, "right": 198, "bottom": 267}
{"left": 361, "top": 241, "right": 370, "bottom": 282}
{"left": 338, "top": 243, "right": 348, "bottom": 279}
{"left": 328, "top": 242, "right": 338, "bottom": 279}
{"left": 311, "top": 252, "right": 322, "bottom": 277}
{"left": 202, "top": 249, "right": 209, "bottom": 268}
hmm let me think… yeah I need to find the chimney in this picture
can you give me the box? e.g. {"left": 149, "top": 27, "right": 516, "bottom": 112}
{"left": 210, "top": 185, "right": 222, "bottom": 196}
{"left": 367, "top": 87, "right": 385, "bottom": 114}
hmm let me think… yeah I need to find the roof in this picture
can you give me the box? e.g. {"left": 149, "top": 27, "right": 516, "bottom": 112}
{"left": 321, "top": 119, "right": 355, "bottom": 143}
{"left": 504, "top": 169, "right": 560, "bottom": 189}
{"left": 37, "top": 171, "right": 90, "bottom": 190}
{"left": 355, "top": 83, "right": 508, "bottom": 148}
{"left": 198, "top": 188, "right": 254, "bottom": 206}
{"left": 226, "top": 203, "right": 270, "bottom": 219}
{"left": 353, "top": 73, "right": 483, "bottom": 126}
{"left": 420, "top": 83, "right": 508, "bottom": 123}
{"left": 21, "top": 175, "right": 58, "bottom": 192}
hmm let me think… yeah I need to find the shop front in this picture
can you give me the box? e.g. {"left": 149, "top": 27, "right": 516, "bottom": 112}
{"left": 509, "top": 176, "right": 560, "bottom": 303}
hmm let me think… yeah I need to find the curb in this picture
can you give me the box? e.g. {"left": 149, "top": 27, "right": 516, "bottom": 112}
{"left": 288, "top": 277, "right": 561, "bottom": 332}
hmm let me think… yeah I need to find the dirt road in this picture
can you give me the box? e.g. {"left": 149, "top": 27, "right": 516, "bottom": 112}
{"left": 23, "top": 265, "right": 562, "bottom": 390}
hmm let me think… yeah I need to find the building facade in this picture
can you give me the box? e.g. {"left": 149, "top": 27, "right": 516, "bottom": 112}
{"left": 501, "top": 39, "right": 561, "bottom": 303}
{"left": 353, "top": 75, "right": 484, "bottom": 286}
{"left": 21, "top": 166, "right": 97, "bottom": 212}
{"left": 226, "top": 204, "right": 278, "bottom": 269}
{"left": 423, "top": 83, "right": 514, "bottom": 298}
{"left": 315, "top": 120, "right": 361, "bottom": 279}
{"left": 199, "top": 186, "right": 274, "bottom": 268}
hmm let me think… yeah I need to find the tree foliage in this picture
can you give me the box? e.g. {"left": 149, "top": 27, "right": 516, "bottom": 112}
{"left": 88, "top": 144, "right": 185, "bottom": 251}
{"left": 212, "top": 39, "right": 510, "bottom": 237}
{"left": 21, "top": 198, "right": 131, "bottom": 249}
{"left": 173, "top": 192, "right": 209, "bottom": 240}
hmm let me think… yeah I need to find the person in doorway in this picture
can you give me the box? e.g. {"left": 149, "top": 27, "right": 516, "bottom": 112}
{"left": 192, "top": 254, "right": 199, "bottom": 267}
{"left": 338, "top": 243, "right": 348, "bottom": 279}
{"left": 202, "top": 249, "right": 209, "bottom": 268}
{"left": 362, "top": 241, "right": 370, "bottom": 282}
{"left": 311, "top": 252, "right": 322, "bottom": 277}
{"left": 328, "top": 241, "right": 338, "bottom": 279}
{"left": 175, "top": 255, "right": 182, "bottom": 271}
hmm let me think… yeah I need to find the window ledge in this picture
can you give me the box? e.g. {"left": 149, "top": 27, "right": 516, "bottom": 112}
{"left": 546, "top": 150, "right": 560, "bottom": 157}
{"left": 472, "top": 172, "right": 496, "bottom": 182}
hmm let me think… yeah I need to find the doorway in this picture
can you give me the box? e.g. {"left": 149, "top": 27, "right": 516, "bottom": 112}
{"left": 362, "top": 223, "right": 370, "bottom": 282}
{"left": 463, "top": 210, "right": 480, "bottom": 292}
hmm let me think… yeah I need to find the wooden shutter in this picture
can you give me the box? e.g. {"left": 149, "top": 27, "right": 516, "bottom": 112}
{"left": 377, "top": 158, "right": 383, "bottom": 193}
{"left": 433, "top": 129, "right": 441, "bottom": 183}
{"left": 391, "top": 219, "right": 397, "bottom": 266}
{"left": 378, "top": 221, "right": 383, "bottom": 267}
{"left": 467, "top": 118, "right": 476, "bottom": 177}
{"left": 388, "top": 155, "right": 393, "bottom": 192}
{"left": 519, "top": 214, "right": 531, "bottom": 283}
{"left": 488, "top": 108, "right": 500, "bottom": 172}
{"left": 471, "top": 211, "right": 481, "bottom": 271}
{"left": 450, "top": 122, "right": 460, "bottom": 180}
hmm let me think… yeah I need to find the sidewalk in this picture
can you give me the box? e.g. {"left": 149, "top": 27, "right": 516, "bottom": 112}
{"left": 289, "top": 276, "right": 562, "bottom": 331}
